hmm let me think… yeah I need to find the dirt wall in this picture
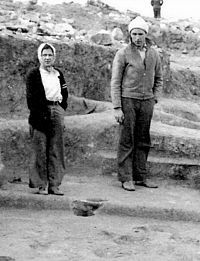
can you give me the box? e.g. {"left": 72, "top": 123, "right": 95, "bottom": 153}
{"left": 0, "top": 35, "right": 115, "bottom": 116}
{"left": 1, "top": 35, "right": 173, "bottom": 116}
{"left": 1, "top": 34, "right": 199, "bottom": 118}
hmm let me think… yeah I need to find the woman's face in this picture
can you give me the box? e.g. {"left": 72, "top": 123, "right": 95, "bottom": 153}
{"left": 40, "top": 48, "right": 55, "bottom": 69}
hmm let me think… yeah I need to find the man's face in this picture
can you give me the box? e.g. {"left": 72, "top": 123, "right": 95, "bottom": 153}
{"left": 130, "top": 28, "right": 146, "bottom": 49}
{"left": 41, "top": 48, "right": 55, "bottom": 68}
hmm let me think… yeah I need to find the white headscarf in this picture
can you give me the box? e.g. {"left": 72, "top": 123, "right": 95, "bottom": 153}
{"left": 37, "top": 42, "right": 56, "bottom": 64}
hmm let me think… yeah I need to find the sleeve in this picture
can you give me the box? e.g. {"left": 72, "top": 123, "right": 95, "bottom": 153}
{"left": 59, "top": 70, "right": 68, "bottom": 110}
{"left": 153, "top": 50, "right": 163, "bottom": 103}
{"left": 110, "top": 49, "right": 126, "bottom": 109}
{"left": 26, "top": 69, "right": 47, "bottom": 112}
{"left": 26, "top": 69, "right": 37, "bottom": 111}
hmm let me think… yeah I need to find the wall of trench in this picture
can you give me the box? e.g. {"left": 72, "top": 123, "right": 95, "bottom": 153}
{"left": 1, "top": 34, "right": 200, "bottom": 182}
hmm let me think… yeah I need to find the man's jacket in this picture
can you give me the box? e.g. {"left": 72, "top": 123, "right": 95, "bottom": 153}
{"left": 26, "top": 67, "right": 68, "bottom": 132}
{"left": 151, "top": 0, "right": 163, "bottom": 8}
{"left": 111, "top": 41, "right": 163, "bottom": 108}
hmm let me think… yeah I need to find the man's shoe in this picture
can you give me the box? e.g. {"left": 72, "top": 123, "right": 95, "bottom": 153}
{"left": 37, "top": 187, "right": 48, "bottom": 195}
{"left": 135, "top": 181, "right": 158, "bottom": 188}
{"left": 121, "top": 181, "right": 135, "bottom": 191}
{"left": 48, "top": 187, "right": 64, "bottom": 196}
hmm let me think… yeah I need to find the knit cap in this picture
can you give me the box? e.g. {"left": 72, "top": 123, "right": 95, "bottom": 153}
{"left": 128, "top": 16, "right": 149, "bottom": 34}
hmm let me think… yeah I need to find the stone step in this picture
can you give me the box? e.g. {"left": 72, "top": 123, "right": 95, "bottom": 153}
{"left": 92, "top": 150, "right": 200, "bottom": 183}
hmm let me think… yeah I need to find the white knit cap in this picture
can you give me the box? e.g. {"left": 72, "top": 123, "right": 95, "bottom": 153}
{"left": 37, "top": 42, "right": 56, "bottom": 63}
{"left": 128, "top": 16, "right": 149, "bottom": 34}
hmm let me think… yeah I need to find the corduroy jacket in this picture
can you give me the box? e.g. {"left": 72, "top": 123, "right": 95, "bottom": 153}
{"left": 26, "top": 67, "right": 68, "bottom": 132}
{"left": 111, "top": 42, "right": 163, "bottom": 108}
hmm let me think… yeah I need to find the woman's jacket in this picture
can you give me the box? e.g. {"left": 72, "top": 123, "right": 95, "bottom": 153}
{"left": 26, "top": 67, "right": 68, "bottom": 132}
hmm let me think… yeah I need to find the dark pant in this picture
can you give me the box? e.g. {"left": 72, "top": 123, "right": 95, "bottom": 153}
{"left": 117, "top": 98, "right": 155, "bottom": 183}
{"left": 29, "top": 105, "right": 65, "bottom": 189}
{"left": 153, "top": 7, "right": 161, "bottom": 18}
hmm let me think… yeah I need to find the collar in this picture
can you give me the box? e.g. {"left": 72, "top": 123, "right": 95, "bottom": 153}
{"left": 40, "top": 66, "right": 55, "bottom": 74}
{"left": 137, "top": 43, "right": 147, "bottom": 52}
{"left": 131, "top": 42, "right": 147, "bottom": 52}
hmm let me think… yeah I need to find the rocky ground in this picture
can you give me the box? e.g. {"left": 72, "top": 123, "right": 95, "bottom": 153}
{"left": 1, "top": 0, "right": 200, "bottom": 111}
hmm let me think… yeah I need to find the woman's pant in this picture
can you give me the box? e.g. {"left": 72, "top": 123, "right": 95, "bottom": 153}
{"left": 117, "top": 98, "right": 155, "bottom": 183}
{"left": 29, "top": 105, "right": 65, "bottom": 189}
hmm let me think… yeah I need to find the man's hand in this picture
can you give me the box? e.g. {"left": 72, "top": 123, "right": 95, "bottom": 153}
{"left": 113, "top": 108, "right": 124, "bottom": 124}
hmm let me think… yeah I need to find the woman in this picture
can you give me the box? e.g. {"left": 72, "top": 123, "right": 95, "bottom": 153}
{"left": 26, "top": 43, "right": 68, "bottom": 195}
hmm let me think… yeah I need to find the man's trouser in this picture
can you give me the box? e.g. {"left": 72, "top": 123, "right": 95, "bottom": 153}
{"left": 29, "top": 105, "right": 65, "bottom": 189}
{"left": 117, "top": 97, "right": 155, "bottom": 183}
{"left": 153, "top": 7, "right": 161, "bottom": 18}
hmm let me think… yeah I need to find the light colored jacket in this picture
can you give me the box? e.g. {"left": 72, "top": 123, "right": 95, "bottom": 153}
{"left": 111, "top": 42, "right": 163, "bottom": 108}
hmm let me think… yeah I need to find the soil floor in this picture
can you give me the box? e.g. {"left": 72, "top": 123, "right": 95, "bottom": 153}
{"left": 1, "top": 164, "right": 200, "bottom": 261}
{"left": 1, "top": 208, "right": 200, "bottom": 261}
{"left": 2, "top": 165, "right": 200, "bottom": 221}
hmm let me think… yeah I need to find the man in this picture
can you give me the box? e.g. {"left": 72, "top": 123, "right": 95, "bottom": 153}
{"left": 26, "top": 43, "right": 68, "bottom": 195}
{"left": 111, "top": 16, "right": 163, "bottom": 191}
{"left": 151, "top": 0, "right": 163, "bottom": 19}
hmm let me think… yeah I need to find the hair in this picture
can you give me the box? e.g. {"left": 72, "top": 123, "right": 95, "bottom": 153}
{"left": 41, "top": 44, "right": 54, "bottom": 55}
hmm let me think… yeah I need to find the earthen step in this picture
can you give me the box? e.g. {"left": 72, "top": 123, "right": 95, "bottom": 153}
{"left": 93, "top": 150, "right": 200, "bottom": 181}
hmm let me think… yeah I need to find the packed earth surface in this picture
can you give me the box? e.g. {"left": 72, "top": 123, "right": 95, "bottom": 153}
{"left": 1, "top": 209, "right": 200, "bottom": 261}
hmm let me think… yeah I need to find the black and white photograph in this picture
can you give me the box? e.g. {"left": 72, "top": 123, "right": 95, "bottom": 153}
{"left": 1, "top": 0, "right": 200, "bottom": 260}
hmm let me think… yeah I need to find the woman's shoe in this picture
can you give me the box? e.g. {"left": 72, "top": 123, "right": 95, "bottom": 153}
{"left": 121, "top": 181, "right": 135, "bottom": 191}
{"left": 37, "top": 187, "right": 48, "bottom": 195}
